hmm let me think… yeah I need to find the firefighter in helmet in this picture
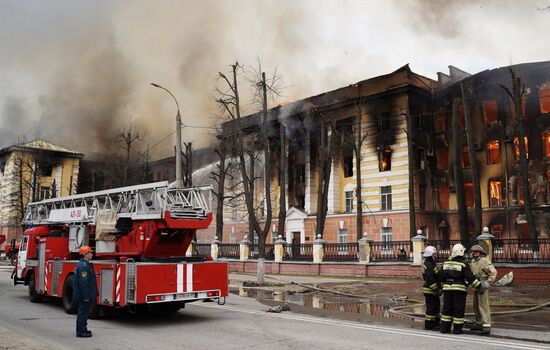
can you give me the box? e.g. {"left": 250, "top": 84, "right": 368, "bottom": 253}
{"left": 469, "top": 244, "right": 497, "bottom": 335}
{"left": 74, "top": 246, "right": 98, "bottom": 338}
{"left": 439, "top": 243, "right": 483, "bottom": 334}
{"left": 421, "top": 245, "right": 441, "bottom": 330}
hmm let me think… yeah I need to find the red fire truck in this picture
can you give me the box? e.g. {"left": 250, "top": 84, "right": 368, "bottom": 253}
{"left": 12, "top": 181, "right": 228, "bottom": 316}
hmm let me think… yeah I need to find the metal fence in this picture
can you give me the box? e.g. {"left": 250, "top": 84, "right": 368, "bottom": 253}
{"left": 283, "top": 244, "right": 313, "bottom": 261}
{"left": 324, "top": 243, "right": 359, "bottom": 262}
{"left": 248, "top": 244, "right": 275, "bottom": 260}
{"left": 218, "top": 244, "right": 240, "bottom": 259}
{"left": 193, "top": 243, "right": 211, "bottom": 256}
{"left": 492, "top": 239, "right": 550, "bottom": 263}
{"left": 370, "top": 241, "right": 412, "bottom": 262}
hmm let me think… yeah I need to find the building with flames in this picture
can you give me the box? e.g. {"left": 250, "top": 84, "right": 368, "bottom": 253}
{"left": 219, "top": 61, "right": 550, "bottom": 246}
{"left": 0, "top": 140, "right": 83, "bottom": 242}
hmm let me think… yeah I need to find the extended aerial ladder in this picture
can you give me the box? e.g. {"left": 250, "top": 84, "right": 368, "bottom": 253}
{"left": 14, "top": 181, "right": 227, "bottom": 314}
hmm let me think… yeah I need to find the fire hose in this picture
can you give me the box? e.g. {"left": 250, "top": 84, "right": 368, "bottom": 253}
{"left": 260, "top": 275, "right": 550, "bottom": 319}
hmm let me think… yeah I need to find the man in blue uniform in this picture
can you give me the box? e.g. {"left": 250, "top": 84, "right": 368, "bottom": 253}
{"left": 74, "top": 246, "right": 98, "bottom": 338}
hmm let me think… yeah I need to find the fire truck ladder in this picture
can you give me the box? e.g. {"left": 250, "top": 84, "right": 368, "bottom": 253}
{"left": 22, "top": 181, "right": 212, "bottom": 226}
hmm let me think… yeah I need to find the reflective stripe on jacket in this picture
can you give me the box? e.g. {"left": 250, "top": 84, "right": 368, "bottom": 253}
{"left": 439, "top": 257, "right": 480, "bottom": 293}
{"left": 421, "top": 257, "right": 440, "bottom": 295}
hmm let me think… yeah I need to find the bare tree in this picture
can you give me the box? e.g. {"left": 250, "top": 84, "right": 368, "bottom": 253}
{"left": 452, "top": 98, "right": 470, "bottom": 243}
{"left": 116, "top": 123, "right": 144, "bottom": 185}
{"left": 216, "top": 62, "right": 276, "bottom": 284}
{"left": 314, "top": 117, "right": 335, "bottom": 239}
{"left": 501, "top": 69, "right": 537, "bottom": 240}
{"left": 277, "top": 123, "right": 287, "bottom": 241}
{"left": 461, "top": 82, "right": 482, "bottom": 236}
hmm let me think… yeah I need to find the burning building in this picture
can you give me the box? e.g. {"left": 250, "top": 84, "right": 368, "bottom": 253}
{"left": 219, "top": 60, "right": 550, "bottom": 245}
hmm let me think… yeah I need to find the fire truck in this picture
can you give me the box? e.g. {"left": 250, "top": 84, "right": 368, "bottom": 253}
{"left": 12, "top": 181, "right": 228, "bottom": 316}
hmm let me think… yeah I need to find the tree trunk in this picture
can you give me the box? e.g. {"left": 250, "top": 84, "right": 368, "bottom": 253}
{"left": 278, "top": 124, "right": 287, "bottom": 240}
{"left": 405, "top": 112, "right": 416, "bottom": 239}
{"left": 510, "top": 70, "right": 537, "bottom": 240}
{"left": 315, "top": 121, "right": 333, "bottom": 239}
{"left": 215, "top": 145, "right": 227, "bottom": 242}
{"left": 461, "top": 82, "right": 482, "bottom": 236}
{"left": 354, "top": 114, "right": 363, "bottom": 241}
{"left": 452, "top": 97, "right": 470, "bottom": 243}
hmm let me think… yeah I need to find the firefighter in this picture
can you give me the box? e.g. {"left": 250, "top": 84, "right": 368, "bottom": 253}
{"left": 469, "top": 244, "right": 497, "bottom": 335}
{"left": 74, "top": 246, "right": 98, "bottom": 338}
{"left": 439, "top": 243, "right": 483, "bottom": 334}
{"left": 421, "top": 245, "right": 441, "bottom": 330}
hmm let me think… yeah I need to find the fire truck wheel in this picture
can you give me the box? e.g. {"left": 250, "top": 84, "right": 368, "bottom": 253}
{"left": 28, "top": 272, "right": 43, "bottom": 303}
{"left": 62, "top": 275, "right": 78, "bottom": 314}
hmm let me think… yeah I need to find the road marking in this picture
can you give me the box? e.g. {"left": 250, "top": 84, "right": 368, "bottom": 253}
{"left": 196, "top": 303, "right": 550, "bottom": 350}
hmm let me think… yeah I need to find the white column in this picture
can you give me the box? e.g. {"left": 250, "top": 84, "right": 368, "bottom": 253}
{"left": 327, "top": 161, "right": 340, "bottom": 214}
{"left": 304, "top": 131, "right": 314, "bottom": 214}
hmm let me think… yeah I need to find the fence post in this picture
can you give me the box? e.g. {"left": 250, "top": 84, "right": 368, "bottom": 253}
{"left": 477, "top": 226, "right": 495, "bottom": 262}
{"left": 186, "top": 241, "right": 194, "bottom": 257}
{"left": 211, "top": 239, "right": 220, "bottom": 260}
{"left": 358, "top": 235, "right": 372, "bottom": 264}
{"left": 274, "top": 236, "right": 286, "bottom": 262}
{"left": 239, "top": 238, "right": 250, "bottom": 261}
{"left": 412, "top": 231, "right": 426, "bottom": 266}
{"left": 313, "top": 235, "right": 326, "bottom": 263}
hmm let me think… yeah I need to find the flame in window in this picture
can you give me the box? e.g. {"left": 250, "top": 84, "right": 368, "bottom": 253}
{"left": 544, "top": 132, "right": 550, "bottom": 157}
{"left": 487, "top": 140, "right": 500, "bottom": 164}
{"left": 514, "top": 136, "right": 529, "bottom": 159}
{"left": 489, "top": 181, "right": 502, "bottom": 206}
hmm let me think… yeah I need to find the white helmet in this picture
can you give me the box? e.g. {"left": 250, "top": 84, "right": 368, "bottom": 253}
{"left": 451, "top": 243, "right": 466, "bottom": 258}
{"left": 423, "top": 246, "right": 437, "bottom": 257}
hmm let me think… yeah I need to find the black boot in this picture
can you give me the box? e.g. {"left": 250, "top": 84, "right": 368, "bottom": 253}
{"left": 425, "top": 320, "right": 434, "bottom": 330}
{"left": 452, "top": 324, "right": 464, "bottom": 334}
{"left": 440, "top": 321, "right": 451, "bottom": 334}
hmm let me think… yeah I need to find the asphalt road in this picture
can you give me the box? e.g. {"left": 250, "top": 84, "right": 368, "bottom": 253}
{"left": 0, "top": 269, "right": 548, "bottom": 350}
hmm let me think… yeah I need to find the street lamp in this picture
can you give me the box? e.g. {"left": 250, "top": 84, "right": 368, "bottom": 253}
{"left": 150, "top": 83, "right": 183, "bottom": 187}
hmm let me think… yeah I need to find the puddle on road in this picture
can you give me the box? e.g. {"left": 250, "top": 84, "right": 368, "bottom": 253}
{"left": 229, "top": 286, "right": 421, "bottom": 325}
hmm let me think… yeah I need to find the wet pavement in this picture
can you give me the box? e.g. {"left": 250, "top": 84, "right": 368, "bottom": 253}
{"left": 229, "top": 273, "right": 550, "bottom": 344}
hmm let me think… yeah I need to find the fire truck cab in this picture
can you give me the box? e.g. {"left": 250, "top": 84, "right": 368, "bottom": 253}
{"left": 14, "top": 181, "right": 228, "bottom": 315}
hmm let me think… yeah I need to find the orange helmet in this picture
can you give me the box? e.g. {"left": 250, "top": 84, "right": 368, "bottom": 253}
{"left": 79, "top": 246, "right": 93, "bottom": 255}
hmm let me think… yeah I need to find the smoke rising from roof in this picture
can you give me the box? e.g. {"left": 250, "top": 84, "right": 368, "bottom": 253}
{"left": 0, "top": 0, "right": 549, "bottom": 157}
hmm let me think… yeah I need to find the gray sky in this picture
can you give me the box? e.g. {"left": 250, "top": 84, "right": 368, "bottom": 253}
{"left": 0, "top": 0, "right": 549, "bottom": 158}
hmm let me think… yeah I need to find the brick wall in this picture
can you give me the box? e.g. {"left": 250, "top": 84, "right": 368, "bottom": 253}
{"left": 228, "top": 260, "right": 550, "bottom": 284}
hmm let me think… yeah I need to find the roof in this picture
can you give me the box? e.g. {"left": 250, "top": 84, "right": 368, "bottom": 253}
{"left": 0, "top": 139, "right": 84, "bottom": 158}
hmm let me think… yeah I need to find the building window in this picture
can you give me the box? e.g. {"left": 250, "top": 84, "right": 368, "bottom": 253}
{"left": 543, "top": 132, "right": 550, "bottom": 157}
{"left": 231, "top": 207, "right": 237, "bottom": 221}
{"left": 465, "top": 182, "right": 474, "bottom": 208}
{"left": 461, "top": 145, "right": 471, "bottom": 168}
{"left": 343, "top": 156, "right": 353, "bottom": 178}
{"left": 377, "top": 112, "right": 390, "bottom": 132}
{"left": 435, "top": 112, "right": 446, "bottom": 132}
{"left": 39, "top": 186, "right": 51, "bottom": 200}
{"left": 514, "top": 136, "right": 529, "bottom": 159}
{"left": 486, "top": 140, "right": 500, "bottom": 165}
{"left": 438, "top": 185, "right": 449, "bottom": 210}
{"left": 345, "top": 191, "right": 354, "bottom": 213}
{"left": 378, "top": 148, "right": 392, "bottom": 172}
{"left": 419, "top": 185, "right": 426, "bottom": 210}
{"left": 436, "top": 148, "right": 448, "bottom": 171}
{"left": 338, "top": 229, "right": 348, "bottom": 243}
{"left": 489, "top": 180, "right": 503, "bottom": 207}
{"left": 517, "top": 180, "right": 530, "bottom": 205}
{"left": 539, "top": 85, "right": 550, "bottom": 113}
{"left": 483, "top": 99, "right": 498, "bottom": 124}
{"left": 380, "top": 186, "right": 392, "bottom": 211}
{"left": 381, "top": 227, "right": 392, "bottom": 250}
{"left": 518, "top": 223, "right": 529, "bottom": 239}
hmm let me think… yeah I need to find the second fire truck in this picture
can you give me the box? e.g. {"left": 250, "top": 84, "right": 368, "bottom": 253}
{"left": 12, "top": 181, "right": 228, "bottom": 316}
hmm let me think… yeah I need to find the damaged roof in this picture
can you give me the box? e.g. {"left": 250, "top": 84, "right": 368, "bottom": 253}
{"left": 0, "top": 139, "right": 84, "bottom": 158}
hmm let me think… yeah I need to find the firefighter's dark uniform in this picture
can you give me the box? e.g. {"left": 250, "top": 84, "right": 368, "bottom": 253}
{"left": 439, "top": 256, "right": 481, "bottom": 334}
{"left": 421, "top": 256, "right": 441, "bottom": 330}
{"left": 73, "top": 257, "right": 98, "bottom": 337}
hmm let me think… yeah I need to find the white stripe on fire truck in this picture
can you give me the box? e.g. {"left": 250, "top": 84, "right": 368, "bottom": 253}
{"left": 44, "top": 263, "right": 48, "bottom": 293}
{"left": 177, "top": 264, "right": 184, "bottom": 294}
{"left": 115, "top": 267, "right": 121, "bottom": 303}
{"left": 186, "top": 264, "right": 193, "bottom": 292}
